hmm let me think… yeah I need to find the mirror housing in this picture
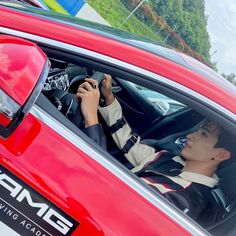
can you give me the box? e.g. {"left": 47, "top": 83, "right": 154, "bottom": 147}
{"left": 0, "top": 35, "right": 50, "bottom": 138}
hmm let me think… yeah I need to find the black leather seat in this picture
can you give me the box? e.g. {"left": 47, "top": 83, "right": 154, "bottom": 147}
{"left": 140, "top": 120, "right": 204, "bottom": 155}
{"left": 208, "top": 200, "right": 236, "bottom": 236}
{"left": 200, "top": 162, "right": 236, "bottom": 235}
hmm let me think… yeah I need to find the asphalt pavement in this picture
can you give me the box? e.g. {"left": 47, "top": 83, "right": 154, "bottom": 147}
{"left": 76, "top": 3, "right": 111, "bottom": 26}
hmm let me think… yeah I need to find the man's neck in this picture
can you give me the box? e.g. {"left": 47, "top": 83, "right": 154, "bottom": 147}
{"left": 183, "top": 160, "right": 217, "bottom": 177}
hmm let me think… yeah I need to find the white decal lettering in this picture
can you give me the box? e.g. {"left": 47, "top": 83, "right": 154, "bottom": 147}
{"left": 26, "top": 223, "right": 31, "bottom": 229}
{"left": 43, "top": 209, "right": 73, "bottom": 235}
{"left": 16, "top": 189, "right": 49, "bottom": 217}
{"left": 6, "top": 209, "right": 13, "bottom": 216}
{"left": 30, "top": 227, "right": 36, "bottom": 233}
{"left": 0, "top": 173, "right": 22, "bottom": 197}
{"left": 0, "top": 170, "right": 75, "bottom": 234}
{"left": 20, "top": 220, "right": 26, "bottom": 226}
{"left": 0, "top": 203, "right": 5, "bottom": 209}
{"left": 13, "top": 213, "right": 18, "bottom": 220}
{"left": 36, "top": 230, "right": 42, "bottom": 236}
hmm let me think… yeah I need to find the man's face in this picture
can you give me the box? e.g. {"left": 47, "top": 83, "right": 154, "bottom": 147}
{"left": 181, "top": 123, "right": 220, "bottom": 162}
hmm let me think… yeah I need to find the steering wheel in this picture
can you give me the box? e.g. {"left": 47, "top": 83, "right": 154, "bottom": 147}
{"left": 45, "top": 71, "right": 105, "bottom": 129}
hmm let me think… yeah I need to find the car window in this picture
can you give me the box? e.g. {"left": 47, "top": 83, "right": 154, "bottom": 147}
{"left": 129, "top": 82, "right": 186, "bottom": 115}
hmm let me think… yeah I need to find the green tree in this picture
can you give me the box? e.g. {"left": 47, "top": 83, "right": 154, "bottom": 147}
{"left": 90, "top": 0, "right": 212, "bottom": 66}
{"left": 221, "top": 73, "right": 236, "bottom": 85}
{"left": 147, "top": 0, "right": 211, "bottom": 61}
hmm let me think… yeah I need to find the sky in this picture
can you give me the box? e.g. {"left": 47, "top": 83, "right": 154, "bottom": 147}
{"left": 205, "top": 0, "right": 236, "bottom": 74}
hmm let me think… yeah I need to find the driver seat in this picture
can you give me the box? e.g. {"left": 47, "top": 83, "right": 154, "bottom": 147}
{"left": 198, "top": 162, "right": 236, "bottom": 235}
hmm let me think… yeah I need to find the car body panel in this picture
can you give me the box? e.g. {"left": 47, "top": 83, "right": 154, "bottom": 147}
{"left": 0, "top": 35, "right": 47, "bottom": 105}
{"left": 0, "top": 112, "right": 190, "bottom": 235}
{"left": 0, "top": 6, "right": 235, "bottom": 113}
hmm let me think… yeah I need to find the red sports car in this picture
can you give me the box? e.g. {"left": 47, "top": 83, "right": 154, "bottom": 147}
{"left": 0, "top": 3, "right": 235, "bottom": 236}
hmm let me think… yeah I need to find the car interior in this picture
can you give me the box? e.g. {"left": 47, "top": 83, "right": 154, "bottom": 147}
{"left": 33, "top": 46, "right": 236, "bottom": 236}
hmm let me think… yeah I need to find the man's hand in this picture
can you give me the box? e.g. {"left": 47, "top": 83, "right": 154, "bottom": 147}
{"left": 76, "top": 78, "right": 100, "bottom": 128}
{"left": 101, "top": 74, "right": 115, "bottom": 106}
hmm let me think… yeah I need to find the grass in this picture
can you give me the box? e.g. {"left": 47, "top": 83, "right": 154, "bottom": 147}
{"left": 86, "top": 0, "right": 162, "bottom": 42}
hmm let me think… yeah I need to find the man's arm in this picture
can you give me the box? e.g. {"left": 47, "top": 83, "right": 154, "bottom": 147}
{"left": 76, "top": 78, "right": 100, "bottom": 128}
{"left": 76, "top": 78, "right": 107, "bottom": 149}
{"left": 83, "top": 124, "right": 107, "bottom": 149}
{"left": 99, "top": 75, "right": 157, "bottom": 167}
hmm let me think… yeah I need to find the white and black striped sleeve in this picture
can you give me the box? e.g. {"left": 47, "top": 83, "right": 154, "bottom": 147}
{"left": 99, "top": 98, "right": 157, "bottom": 167}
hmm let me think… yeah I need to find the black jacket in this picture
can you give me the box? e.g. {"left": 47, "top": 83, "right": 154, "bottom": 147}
{"left": 84, "top": 124, "right": 107, "bottom": 149}
{"left": 86, "top": 99, "right": 218, "bottom": 220}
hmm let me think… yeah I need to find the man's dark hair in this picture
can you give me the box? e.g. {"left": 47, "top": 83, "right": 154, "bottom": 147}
{"left": 202, "top": 119, "right": 235, "bottom": 167}
{"left": 215, "top": 129, "right": 235, "bottom": 153}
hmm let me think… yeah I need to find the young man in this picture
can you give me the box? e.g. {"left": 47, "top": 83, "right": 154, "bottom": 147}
{"left": 76, "top": 75, "right": 233, "bottom": 220}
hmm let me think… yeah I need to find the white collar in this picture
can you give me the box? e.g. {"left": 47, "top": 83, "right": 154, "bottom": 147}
{"left": 172, "top": 156, "right": 185, "bottom": 165}
{"left": 179, "top": 171, "right": 219, "bottom": 188}
{"left": 172, "top": 156, "right": 218, "bottom": 187}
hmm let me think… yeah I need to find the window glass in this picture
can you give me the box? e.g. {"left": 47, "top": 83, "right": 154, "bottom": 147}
{"left": 129, "top": 82, "right": 186, "bottom": 115}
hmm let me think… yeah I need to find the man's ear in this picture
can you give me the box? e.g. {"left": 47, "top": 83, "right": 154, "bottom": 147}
{"left": 214, "top": 148, "right": 231, "bottom": 162}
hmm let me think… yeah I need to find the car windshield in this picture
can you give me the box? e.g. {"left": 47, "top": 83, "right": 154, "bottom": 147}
{"left": 129, "top": 82, "right": 186, "bottom": 115}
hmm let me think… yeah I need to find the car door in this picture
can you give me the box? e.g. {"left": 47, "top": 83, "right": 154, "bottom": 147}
{"left": 0, "top": 31, "right": 198, "bottom": 236}
{"left": 1, "top": 5, "right": 236, "bottom": 236}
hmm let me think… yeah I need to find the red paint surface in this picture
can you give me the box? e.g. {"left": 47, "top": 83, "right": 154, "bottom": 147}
{"left": 0, "top": 7, "right": 235, "bottom": 112}
{"left": 0, "top": 113, "right": 11, "bottom": 126}
{"left": 0, "top": 114, "right": 191, "bottom": 235}
{"left": 0, "top": 35, "right": 47, "bottom": 105}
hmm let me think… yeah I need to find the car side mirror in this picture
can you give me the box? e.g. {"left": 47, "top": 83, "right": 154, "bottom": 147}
{"left": 0, "top": 35, "right": 50, "bottom": 138}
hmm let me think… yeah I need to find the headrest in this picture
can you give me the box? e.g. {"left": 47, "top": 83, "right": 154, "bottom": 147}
{"left": 217, "top": 162, "right": 236, "bottom": 202}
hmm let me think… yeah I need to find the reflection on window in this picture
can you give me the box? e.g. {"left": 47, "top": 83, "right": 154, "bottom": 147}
{"left": 130, "top": 83, "right": 186, "bottom": 115}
